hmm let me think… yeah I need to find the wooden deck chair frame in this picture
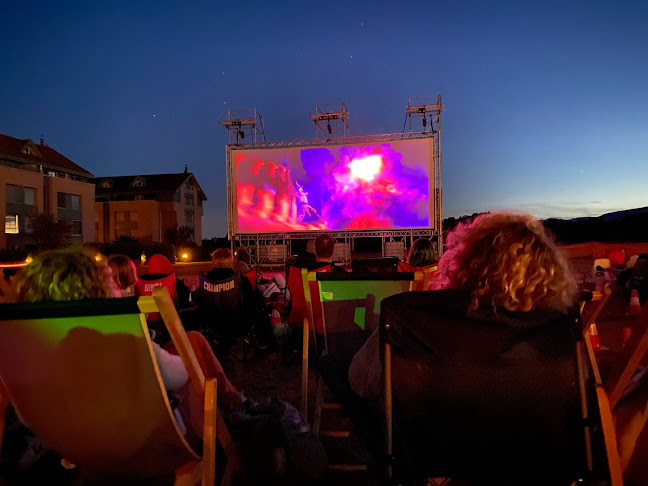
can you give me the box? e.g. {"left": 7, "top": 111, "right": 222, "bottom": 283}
{"left": 584, "top": 289, "right": 648, "bottom": 486}
{"left": 384, "top": 305, "right": 603, "bottom": 485}
{"left": 300, "top": 270, "right": 422, "bottom": 421}
{"left": 0, "top": 287, "right": 237, "bottom": 486}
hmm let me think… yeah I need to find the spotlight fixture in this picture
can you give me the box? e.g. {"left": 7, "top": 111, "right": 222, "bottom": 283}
{"left": 239, "top": 130, "right": 245, "bottom": 139}
{"left": 422, "top": 116, "right": 427, "bottom": 128}
{"left": 327, "top": 122, "right": 332, "bottom": 134}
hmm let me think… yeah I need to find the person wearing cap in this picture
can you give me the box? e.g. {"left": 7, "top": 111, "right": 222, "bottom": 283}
{"left": 140, "top": 254, "right": 192, "bottom": 310}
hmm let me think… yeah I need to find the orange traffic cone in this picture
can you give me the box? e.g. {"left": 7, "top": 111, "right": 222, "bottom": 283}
{"left": 270, "top": 309, "right": 282, "bottom": 328}
{"left": 589, "top": 323, "right": 601, "bottom": 351}
{"left": 628, "top": 289, "right": 642, "bottom": 316}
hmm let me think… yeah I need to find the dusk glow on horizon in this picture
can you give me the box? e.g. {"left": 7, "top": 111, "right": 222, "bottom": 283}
{"left": 1, "top": 1, "right": 646, "bottom": 237}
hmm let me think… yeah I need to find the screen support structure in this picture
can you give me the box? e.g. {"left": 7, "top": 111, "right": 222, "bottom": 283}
{"left": 219, "top": 109, "right": 266, "bottom": 144}
{"left": 405, "top": 95, "right": 443, "bottom": 252}
{"left": 310, "top": 103, "right": 350, "bottom": 140}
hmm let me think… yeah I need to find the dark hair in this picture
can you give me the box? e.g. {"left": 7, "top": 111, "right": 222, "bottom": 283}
{"left": 407, "top": 238, "right": 437, "bottom": 267}
{"left": 314, "top": 235, "right": 335, "bottom": 260}
{"left": 107, "top": 254, "right": 136, "bottom": 290}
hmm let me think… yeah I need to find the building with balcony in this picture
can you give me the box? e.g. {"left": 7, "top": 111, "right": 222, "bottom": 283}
{"left": 93, "top": 170, "right": 206, "bottom": 245}
{"left": 0, "top": 133, "right": 95, "bottom": 249}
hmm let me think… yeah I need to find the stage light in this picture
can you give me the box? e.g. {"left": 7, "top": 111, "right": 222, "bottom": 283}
{"left": 94, "top": 253, "right": 102, "bottom": 262}
{"left": 24, "top": 255, "right": 33, "bottom": 264}
{"left": 181, "top": 252, "right": 189, "bottom": 261}
{"left": 422, "top": 116, "right": 427, "bottom": 128}
{"left": 240, "top": 130, "right": 245, "bottom": 139}
{"left": 140, "top": 252, "right": 147, "bottom": 264}
{"left": 327, "top": 123, "right": 332, "bottom": 134}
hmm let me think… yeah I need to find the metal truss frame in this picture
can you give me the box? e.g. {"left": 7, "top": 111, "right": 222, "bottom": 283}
{"left": 219, "top": 109, "right": 266, "bottom": 144}
{"left": 405, "top": 95, "right": 443, "bottom": 251}
{"left": 310, "top": 102, "right": 349, "bottom": 139}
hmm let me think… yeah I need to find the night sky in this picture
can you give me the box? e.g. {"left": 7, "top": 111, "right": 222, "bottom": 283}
{"left": 1, "top": 0, "right": 647, "bottom": 238}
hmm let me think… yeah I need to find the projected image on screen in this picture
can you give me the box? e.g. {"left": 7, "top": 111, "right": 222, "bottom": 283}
{"left": 233, "top": 139, "right": 430, "bottom": 233}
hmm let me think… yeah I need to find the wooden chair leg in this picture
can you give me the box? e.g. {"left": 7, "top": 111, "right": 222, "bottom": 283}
{"left": 314, "top": 376, "right": 324, "bottom": 436}
{"left": 301, "top": 316, "right": 309, "bottom": 421}
{"left": 202, "top": 378, "right": 217, "bottom": 486}
{"left": 0, "top": 381, "right": 9, "bottom": 453}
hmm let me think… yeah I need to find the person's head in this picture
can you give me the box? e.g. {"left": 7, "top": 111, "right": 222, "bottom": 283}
{"left": 235, "top": 248, "right": 251, "bottom": 264}
{"left": 16, "top": 248, "right": 111, "bottom": 302}
{"left": 305, "top": 240, "right": 315, "bottom": 254}
{"left": 314, "top": 235, "right": 335, "bottom": 262}
{"left": 433, "top": 212, "right": 576, "bottom": 312}
{"left": 406, "top": 238, "right": 438, "bottom": 267}
{"left": 211, "top": 248, "right": 234, "bottom": 268}
{"left": 107, "top": 254, "right": 137, "bottom": 292}
{"left": 147, "top": 254, "right": 174, "bottom": 276}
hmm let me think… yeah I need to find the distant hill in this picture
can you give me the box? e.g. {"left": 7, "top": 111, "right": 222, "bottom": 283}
{"left": 544, "top": 207, "right": 648, "bottom": 243}
{"left": 443, "top": 208, "right": 648, "bottom": 244}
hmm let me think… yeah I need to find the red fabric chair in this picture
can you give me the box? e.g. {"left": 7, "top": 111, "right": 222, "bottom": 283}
{"left": 397, "top": 262, "right": 438, "bottom": 290}
{"left": 286, "top": 265, "right": 331, "bottom": 334}
{"left": 136, "top": 273, "right": 177, "bottom": 322}
{"left": 242, "top": 269, "right": 257, "bottom": 291}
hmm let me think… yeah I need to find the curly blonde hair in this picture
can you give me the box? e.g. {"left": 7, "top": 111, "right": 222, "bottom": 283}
{"left": 433, "top": 212, "right": 577, "bottom": 312}
{"left": 17, "top": 248, "right": 111, "bottom": 302}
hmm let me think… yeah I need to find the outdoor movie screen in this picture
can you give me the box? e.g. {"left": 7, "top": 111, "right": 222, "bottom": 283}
{"left": 231, "top": 138, "right": 432, "bottom": 234}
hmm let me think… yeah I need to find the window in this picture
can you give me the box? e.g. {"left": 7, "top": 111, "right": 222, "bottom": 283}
{"left": 57, "top": 192, "right": 80, "bottom": 210}
{"left": 47, "top": 171, "right": 56, "bottom": 177}
{"left": 5, "top": 215, "right": 19, "bottom": 234}
{"left": 114, "top": 211, "right": 139, "bottom": 238}
{"left": 23, "top": 147, "right": 31, "bottom": 155}
{"left": 6, "top": 185, "right": 36, "bottom": 205}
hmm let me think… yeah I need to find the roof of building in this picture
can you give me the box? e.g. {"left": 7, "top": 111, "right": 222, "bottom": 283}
{"left": 93, "top": 172, "right": 207, "bottom": 200}
{"left": 0, "top": 133, "right": 93, "bottom": 177}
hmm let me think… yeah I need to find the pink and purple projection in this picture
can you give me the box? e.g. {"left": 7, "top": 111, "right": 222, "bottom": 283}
{"left": 232, "top": 139, "right": 431, "bottom": 233}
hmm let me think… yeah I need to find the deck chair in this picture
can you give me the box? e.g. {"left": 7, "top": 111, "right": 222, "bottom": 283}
{"left": 0, "top": 288, "right": 235, "bottom": 485}
{"left": 397, "top": 262, "right": 438, "bottom": 291}
{"left": 242, "top": 269, "right": 257, "bottom": 291}
{"left": 351, "top": 257, "right": 399, "bottom": 273}
{"left": 580, "top": 288, "right": 624, "bottom": 486}
{"left": 136, "top": 272, "right": 178, "bottom": 324}
{"left": 382, "top": 290, "right": 599, "bottom": 485}
{"left": 302, "top": 272, "right": 416, "bottom": 424}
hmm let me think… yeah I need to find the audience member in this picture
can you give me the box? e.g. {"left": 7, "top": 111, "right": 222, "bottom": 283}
{"left": 14, "top": 248, "right": 243, "bottom": 441}
{"left": 405, "top": 238, "right": 438, "bottom": 267}
{"left": 309, "top": 234, "right": 347, "bottom": 272}
{"left": 198, "top": 248, "right": 275, "bottom": 350}
{"left": 350, "top": 212, "right": 578, "bottom": 400}
{"left": 232, "top": 248, "right": 252, "bottom": 274}
{"left": 106, "top": 254, "right": 138, "bottom": 297}
{"left": 138, "top": 254, "right": 192, "bottom": 310}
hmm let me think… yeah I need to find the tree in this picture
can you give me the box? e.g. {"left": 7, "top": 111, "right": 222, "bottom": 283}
{"left": 163, "top": 225, "right": 195, "bottom": 247}
{"left": 28, "top": 213, "right": 72, "bottom": 250}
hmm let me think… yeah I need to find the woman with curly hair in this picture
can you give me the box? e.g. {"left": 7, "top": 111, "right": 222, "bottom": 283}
{"left": 349, "top": 211, "right": 578, "bottom": 399}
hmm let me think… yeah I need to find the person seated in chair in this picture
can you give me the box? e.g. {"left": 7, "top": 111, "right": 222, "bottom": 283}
{"left": 350, "top": 211, "right": 578, "bottom": 400}
{"left": 404, "top": 238, "right": 438, "bottom": 268}
{"left": 13, "top": 248, "right": 243, "bottom": 443}
{"left": 308, "top": 234, "right": 347, "bottom": 273}
{"left": 197, "top": 248, "right": 275, "bottom": 350}
{"left": 138, "top": 254, "right": 192, "bottom": 311}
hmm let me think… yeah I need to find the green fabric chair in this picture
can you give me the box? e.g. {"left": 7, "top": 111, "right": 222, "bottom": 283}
{"left": 0, "top": 288, "right": 231, "bottom": 485}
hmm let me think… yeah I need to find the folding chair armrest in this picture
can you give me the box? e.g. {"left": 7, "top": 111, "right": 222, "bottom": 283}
{"left": 150, "top": 287, "right": 206, "bottom": 397}
{"left": 202, "top": 378, "right": 217, "bottom": 486}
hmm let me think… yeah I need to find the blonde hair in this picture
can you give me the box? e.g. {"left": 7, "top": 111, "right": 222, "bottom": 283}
{"left": 210, "top": 248, "right": 233, "bottom": 268}
{"left": 17, "top": 248, "right": 111, "bottom": 302}
{"left": 433, "top": 212, "right": 576, "bottom": 312}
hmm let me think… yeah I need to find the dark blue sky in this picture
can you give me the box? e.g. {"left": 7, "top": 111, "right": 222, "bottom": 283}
{"left": 2, "top": 0, "right": 647, "bottom": 237}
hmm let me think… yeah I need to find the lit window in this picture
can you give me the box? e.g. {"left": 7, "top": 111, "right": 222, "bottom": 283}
{"left": 5, "top": 215, "right": 19, "bottom": 234}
